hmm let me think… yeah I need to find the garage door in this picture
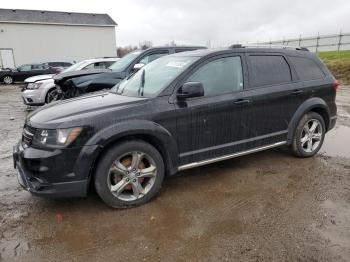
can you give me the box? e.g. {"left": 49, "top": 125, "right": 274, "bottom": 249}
{"left": 0, "top": 49, "right": 15, "bottom": 69}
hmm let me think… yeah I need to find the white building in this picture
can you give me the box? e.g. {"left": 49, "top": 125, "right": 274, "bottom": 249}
{"left": 0, "top": 8, "right": 117, "bottom": 68}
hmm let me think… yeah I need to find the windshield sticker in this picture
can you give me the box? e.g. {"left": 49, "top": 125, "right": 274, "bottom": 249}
{"left": 166, "top": 60, "right": 191, "bottom": 68}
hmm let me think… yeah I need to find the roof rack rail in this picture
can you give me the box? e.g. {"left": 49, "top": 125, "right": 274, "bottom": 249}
{"left": 230, "top": 44, "right": 309, "bottom": 51}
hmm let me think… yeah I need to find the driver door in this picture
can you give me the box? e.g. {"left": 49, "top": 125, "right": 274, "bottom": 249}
{"left": 14, "top": 64, "right": 33, "bottom": 81}
{"left": 175, "top": 55, "right": 248, "bottom": 165}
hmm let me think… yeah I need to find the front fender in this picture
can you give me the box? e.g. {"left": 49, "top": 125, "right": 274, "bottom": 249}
{"left": 287, "top": 97, "right": 330, "bottom": 144}
{"left": 86, "top": 120, "right": 179, "bottom": 174}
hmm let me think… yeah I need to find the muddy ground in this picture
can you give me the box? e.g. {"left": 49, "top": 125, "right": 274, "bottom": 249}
{"left": 0, "top": 85, "right": 349, "bottom": 262}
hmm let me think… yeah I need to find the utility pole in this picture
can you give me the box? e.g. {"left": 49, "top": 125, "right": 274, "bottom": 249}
{"left": 316, "top": 32, "right": 320, "bottom": 53}
{"left": 338, "top": 29, "right": 343, "bottom": 52}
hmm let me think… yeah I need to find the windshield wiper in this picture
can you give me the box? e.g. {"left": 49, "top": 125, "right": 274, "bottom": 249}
{"left": 138, "top": 69, "right": 145, "bottom": 97}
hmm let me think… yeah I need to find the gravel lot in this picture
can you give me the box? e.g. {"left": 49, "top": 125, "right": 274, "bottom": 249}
{"left": 0, "top": 85, "right": 349, "bottom": 262}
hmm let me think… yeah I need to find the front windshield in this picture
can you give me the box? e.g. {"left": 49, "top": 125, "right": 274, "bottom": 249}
{"left": 109, "top": 50, "right": 142, "bottom": 72}
{"left": 115, "top": 55, "right": 198, "bottom": 97}
{"left": 61, "top": 61, "right": 88, "bottom": 73}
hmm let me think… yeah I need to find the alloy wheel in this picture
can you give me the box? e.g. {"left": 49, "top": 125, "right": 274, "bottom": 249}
{"left": 3, "top": 76, "right": 13, "bottom": 84}
{"left": 107, "top": 151, "right": 157, "bottom": 201}
{"left": 47, "top": 89, "right": 59, "bottom": 103}
{"left": 300, "top": 119, "right": 323, "bottom": 153}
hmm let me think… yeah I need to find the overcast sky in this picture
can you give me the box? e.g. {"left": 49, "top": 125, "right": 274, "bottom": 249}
{"left": 1, "top": 0, "right": 350, "bottom": 47}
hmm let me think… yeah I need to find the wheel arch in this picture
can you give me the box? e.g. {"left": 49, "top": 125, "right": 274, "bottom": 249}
{"left": 1, "top": 75, "right": 13, "bottom": 84}
{"left": 45, "top": 86, "right": 58, "bottom": 103}
{"left": 287, "top": 97, "right": 330, "bottom": 145}
{"left": 86, "top": 120, "right": 179, "bottom": 185}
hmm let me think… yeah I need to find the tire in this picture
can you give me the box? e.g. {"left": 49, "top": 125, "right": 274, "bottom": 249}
{"left": 45, "top": 88, "right": 59, "bottom": 104}
{"left": 2, "top": 75, "right": 13, "bottom": 85}
{"left": 94, "top": 140, "right": 165, "bottom": 208}
{"left": 291, "top": 112, "right": 326, "bottom": 157}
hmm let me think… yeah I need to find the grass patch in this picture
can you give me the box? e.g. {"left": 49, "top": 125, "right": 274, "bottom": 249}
{"left": 318, "top": 50, "right": 350, "bottom": 84}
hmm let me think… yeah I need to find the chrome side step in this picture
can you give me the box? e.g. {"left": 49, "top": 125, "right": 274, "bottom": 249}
{"left": 178, "top": 141, "right": 287, "bottom": 171}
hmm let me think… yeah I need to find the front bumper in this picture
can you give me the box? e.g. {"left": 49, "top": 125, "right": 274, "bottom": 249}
{"left": 22, "top": 88, "right": 46, "bottom": 106}
{"left": 13, "top": 141, "right": 98, "bottom": 198}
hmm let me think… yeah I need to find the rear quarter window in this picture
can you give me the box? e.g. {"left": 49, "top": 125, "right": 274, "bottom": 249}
{"left": 249, "top": 55, "right": 292, "bottom": 87}
{"left": 289, "top": 56, "right": 325, "bottom": 81}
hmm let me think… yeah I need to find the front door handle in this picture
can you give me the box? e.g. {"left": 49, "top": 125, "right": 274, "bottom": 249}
{"left": 234, "top": 99, "right": 250, "bottom": 105}
{"left": 291, "top": 89, "right": 303, "bottom": 95}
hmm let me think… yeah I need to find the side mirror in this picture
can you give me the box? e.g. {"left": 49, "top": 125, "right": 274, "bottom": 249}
{"left": 17, "top": 67, "right": 21, "bottom": 72}
{"left": 133, "top": 63, "right": 145, "bottom": 72}
{"left": 177, "top": 82, "right": 204, "bottom": 99}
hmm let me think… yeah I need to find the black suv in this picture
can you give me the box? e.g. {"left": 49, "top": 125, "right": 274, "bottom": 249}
{"left": 53, "top": 46, "right": 205, "bottom": 99}
{"left": 13, "top": 47, "right": 338, "bottom": 208}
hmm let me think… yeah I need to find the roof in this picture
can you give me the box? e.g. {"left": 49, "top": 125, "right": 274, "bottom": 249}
{"left": 172, "top": 46, "right": 314, "bottom": 58}
{"left": 0, "top": 8, "right": 117, "bottom": 26}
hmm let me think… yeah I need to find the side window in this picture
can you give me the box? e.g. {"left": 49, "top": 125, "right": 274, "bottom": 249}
{"left": 31, "top": 64, "right": 43, "bottom": 70}
{"left": 19, "top": 65, "right": 32, "bottom": 71}
{"left": 139, "top": 52, "right": 169, "bottom": 65}
{"left": 249, "top": 55, "right": 292, "bottom": 87}
{"left": 187, "top": 56, "right": 243, "bottom": 97}
{"left": 289, "top": 56, "right": 325, "bottom": 80}
{"left": 104, "top": 61, "right": 115, "bottom": 67}
{"left": 93, "top": 62, "right": 105, "bottom": 69}
{"left": 82, "top": 63, "right": 96, "bottom": 70}
{"left": 49, "top": 62, "right": 61, "bottom": 67}
{"left": 83, "top": 62, "right": 109, "bottom": 70}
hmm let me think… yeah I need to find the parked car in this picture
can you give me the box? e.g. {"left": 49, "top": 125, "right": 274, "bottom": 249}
{"left": 54, "top": 46, "right": 206, "bottom": 99}
{"left": 0, "top": 63, "right": 59, "bottom": 84}
{"left": 13, "top": 46, "right": 338, "bottom": 208}
{"left": 45, "top": 62, "right": 74, "bottom": 73}
{"left": 21, "top": 58, "right": 119, "bottom": 106}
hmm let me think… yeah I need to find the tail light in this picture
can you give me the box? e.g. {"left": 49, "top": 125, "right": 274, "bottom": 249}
{"left": 332, "top": 80, "right": 340, "bottom": 92}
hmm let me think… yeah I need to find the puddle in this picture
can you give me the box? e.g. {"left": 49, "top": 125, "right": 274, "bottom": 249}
{"left": 320, "top": 125, "right": 350, "bottom": 158}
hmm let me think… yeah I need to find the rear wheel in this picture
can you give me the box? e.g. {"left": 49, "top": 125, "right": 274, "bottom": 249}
{"left": 2, "top": 75, "right": 13, "bottom": 85}
{"left": 291, "top": 112, "right": 325, "bottom": 157}
{"left": 94, "top": 140, "right": 165, "bottom": 208}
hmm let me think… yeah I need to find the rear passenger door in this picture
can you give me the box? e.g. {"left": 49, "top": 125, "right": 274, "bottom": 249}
{"left": 244, "top": 53, "right": 301, "bottom": 145}
{"left": 288, "top": 55, "right": 326, "bottom": 104}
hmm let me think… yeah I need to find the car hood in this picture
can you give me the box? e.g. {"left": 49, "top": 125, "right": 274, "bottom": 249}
{"left": 26, "top": 91, "right": 148, "bottom": 128}
{"left": 25, "top": 74, "right": 55, "bottom": 83}
{"left": 53, "top": 69, "right": 112, "bottom": 84}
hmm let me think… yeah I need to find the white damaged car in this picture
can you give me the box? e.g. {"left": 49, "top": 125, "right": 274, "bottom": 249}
{"left": 21, "top": 57, "right": 119, "bottom": 106}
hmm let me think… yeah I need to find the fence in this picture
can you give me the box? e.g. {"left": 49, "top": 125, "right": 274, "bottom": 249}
{"left": 210, "top": 32, "right": 350, "bottom": 52}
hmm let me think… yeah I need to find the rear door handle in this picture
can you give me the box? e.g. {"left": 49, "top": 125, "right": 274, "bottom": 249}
{"left": 291, "top": 89, "right": 303, "bottom": 95}
{"left": 233, "top": 99, "right": 250, "bottom": 105}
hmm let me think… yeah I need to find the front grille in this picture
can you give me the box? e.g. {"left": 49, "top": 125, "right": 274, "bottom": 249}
{"left": 22, "top": 125, "right": 36, "bottom": 147}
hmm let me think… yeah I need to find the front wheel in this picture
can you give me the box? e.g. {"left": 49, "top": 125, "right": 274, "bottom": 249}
{"left": 291, "top": 112, "right": 326, "bottom": 157}
{"left": 94, "top": 140, "right": 165, "bottom": 208}
{"left": 46, "top": 88, "right": 59, "bottom": 104}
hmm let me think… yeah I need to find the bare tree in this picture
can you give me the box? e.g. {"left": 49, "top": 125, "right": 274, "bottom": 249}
{"left": 116, "top": 45, "right": 138, "bottom": 57}
{"left": 139, "top": 41, "right": 153, "bottom": 50}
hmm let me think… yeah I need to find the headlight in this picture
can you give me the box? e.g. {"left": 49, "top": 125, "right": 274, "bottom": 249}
{"left": 33, "top": 127, "right": 82, "bottom": 147}
{"left": 27, "top": 82, "right": 43, "bottom": 89}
